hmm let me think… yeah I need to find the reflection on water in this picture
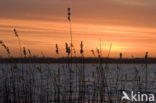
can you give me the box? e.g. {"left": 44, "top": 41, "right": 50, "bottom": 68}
{"left": 0, "top": 63, "right": 155, "bottom": 103}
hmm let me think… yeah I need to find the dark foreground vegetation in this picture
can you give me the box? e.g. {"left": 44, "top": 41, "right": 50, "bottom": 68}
{"left": 0, "top": 8, "right": 155, "bottom": 103}
{"left": 0, "top": 57, "right": 156, "bottom": 63}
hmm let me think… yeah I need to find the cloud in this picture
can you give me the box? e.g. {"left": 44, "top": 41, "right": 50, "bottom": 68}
{"left": 114, "top": 0, "right": 156, "bottom": 6}
{"left": 0, "top": 0, "right": 156, "bottom": 28}
{"left": 0, "top": 0, "right": 156, "bottom": 57}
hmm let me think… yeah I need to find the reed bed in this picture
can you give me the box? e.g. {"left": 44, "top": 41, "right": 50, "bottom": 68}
{"left": 0, "top": 40, "right": 155, "bottom": 103}
{"left": 0, "top": 61, "right": 156, "bottom": 103}
{"left": 0, "top": 9, "right": 155, "bottom": 103}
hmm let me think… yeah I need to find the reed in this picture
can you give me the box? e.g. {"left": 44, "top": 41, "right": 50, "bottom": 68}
{"left": 28, "top": 49, "right": 32, "bottom": 57}
{"left": 0, "top": 52, "right": 154, "bottom": 103}
{"left": 65, "top": 42, "right": 70, "bottom": 56}
{"left": 13, "top": 28, "right": 22, "bottom": 57}
{"left": 56, "top": 44, "right": 59, "bottom": 55}
{"left": 0, "top": 41, "right": 10, "bottom": 57}
{"left": 23, "top": 47, "right": 27, "bottom": 57}
{"left": 0, "top": 8, "right": 154, "bottom": 103}
{"left": 145, "top": 52, "right": 148, "bottom": 92}
{"left": 91, "top": 49, "right": 95, "bottom": 57}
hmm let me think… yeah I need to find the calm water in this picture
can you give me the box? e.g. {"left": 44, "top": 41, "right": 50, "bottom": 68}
{"left": 0, "top": 63, "right": 156, "bottom": 103}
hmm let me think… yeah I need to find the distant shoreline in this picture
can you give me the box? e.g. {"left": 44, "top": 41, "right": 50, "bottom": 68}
{"left": 0, "top": 57, "right": 156, "bottom": 64}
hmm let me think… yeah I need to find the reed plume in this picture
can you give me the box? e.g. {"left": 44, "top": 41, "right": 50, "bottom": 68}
{"left": 13, "top": 28, "right": 19, "bottom": 37}
{"left": 68, "top": 8, "right": 71, "bottom": 21}
{"left": 65, "top": 42, "right": 70, "bottom": 56}
{"left": 23, "top": 47, "right": 27, "bottom": 57}
{"left": 67, "top": 8, "right": 73, "bottom": 58}
{"left": 6, "top": 47, "right": 10, "bottom": 57}
{"left": 13, "top": 28, "right": 22, "bottom": 57}
{"left": 120, "top": 53, "right": 122, "bottom": 59}
{"left": 56, "top": 44, "right": 59, "bottom": 55}
{"left": 80, "top": 41, "right": 83, "bottom": 56}
{"left": 91, "top": 49, "right": 95, "bottom": 56}
{"left": 96, "top": 48, "right": 100, "bottom": 57}
{"left": 28, "top": 49, "right": 32, "bottom": 56}
{"left": 145, "top": 52, "right": 148, "bottom": 60}
{"left": 0, "top": 41, "right": 10, "bottom": 57}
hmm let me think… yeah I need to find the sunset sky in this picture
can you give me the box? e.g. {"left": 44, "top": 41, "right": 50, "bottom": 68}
{"left": 0, "top": 0, "right": 156, "bottom": 58}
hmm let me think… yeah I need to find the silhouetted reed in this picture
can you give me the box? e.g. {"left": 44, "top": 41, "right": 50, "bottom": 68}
{"left": 13, "top": 28, "right": 22, "bottom": 57}
{"left": 0, "top": 41, "right": 10, "bottom": 57}
{"left": 56, "top": 44, "right": 59, "bottom": 55}
{"left": 91, "top": 49, "right": 95, "bottom": 57}
{"left": 28, "top": 49, "right": 32, "bottom": 57}
{"left": 23, "top": 47, "right": 27, "bottom": 57}
{"left": 0, "top": 8, "right": 154, "bottom": 103}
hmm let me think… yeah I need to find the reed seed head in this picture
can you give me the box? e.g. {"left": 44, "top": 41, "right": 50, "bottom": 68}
{"left": 56, "top": 44, "right": 59, "bottom": 55}
{"left": 23, "top": 47, "right": 26, "bottom": 56}
{"left": 80, "top": 41, "right": 83, "bottom": 55}
{"left": 91, "top": 50, "right": 95, "bottom": 56}
{"left": 13, "top": 28, "right": 19, "bottom": 37}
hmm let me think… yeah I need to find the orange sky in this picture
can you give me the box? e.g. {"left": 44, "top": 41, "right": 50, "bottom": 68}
{"left": 0, "top": 0, "right": 156, "bottom": 58}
